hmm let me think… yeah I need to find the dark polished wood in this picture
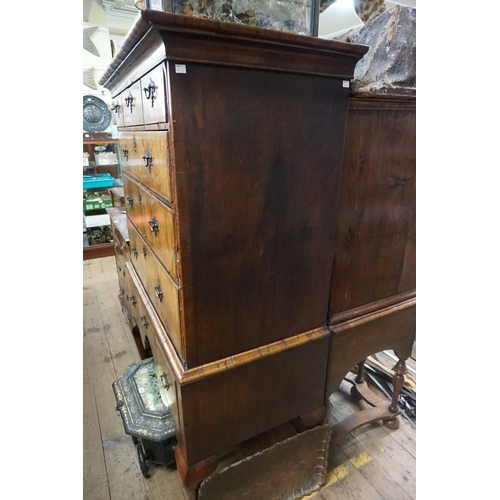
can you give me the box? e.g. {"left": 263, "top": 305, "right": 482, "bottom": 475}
{"left": 326, "top": 296, "right": 415, "bottom": 396}
{"left": 291, "top": 406, "right": 328, "bottom": 433}
{"left": 172, "top": 61, "right": 352, "bottom": 366}
{"left": 98, "top": 11, "right": 371, "bottom": 496}
{"left": 99, "top": 10, "right": 368, "bottom": 92}
{"left": 329, "top": 95, "right": 416, "bottom": 316}
{"left": 173, "top": 327, "right": 331, "bottom": 467}
{"left": 325, "top": 93, "right": 416, "bottom": 439}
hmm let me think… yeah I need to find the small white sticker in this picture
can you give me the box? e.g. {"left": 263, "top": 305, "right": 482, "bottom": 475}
{"left": 342, "top": 80, "right": 350, "bottom": 88}
{"left": 138, "top": 387, "right": 145, "bottom": 394}
{"left": 175, "top": 64, "right": 187, "bottom": 74}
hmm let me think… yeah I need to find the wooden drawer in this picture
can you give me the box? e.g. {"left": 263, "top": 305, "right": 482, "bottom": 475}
{"left": 124, "top": 265, "right": 152, "bottom": 352}
{"left": 127, "top": 220, "right": 183, "bottom": 359}
{"left": 137, "top": 131, "right": 173, "bottom": 203}
{"left": 141, "top": 63, "right": 168, "bottom": 125}
{"left": 119, "top": 131, "right": 143, "bottom": 182}
{"left": 123, "top": 174, "right": 177, "bottom": 280}
{"left": 150, "top": 331, "right": 178, "bottom": 418}
{"left": 111, "top": 211, "right": 129, "bottom": 276}
{"left": 122, "top": 264, "right": 141, "bottom": 319}
{"left": 112, "top": 224, "right": 129, "bottom": 260}
{"left": 123, "top": 80, "right": 144, "bottom": 126}
{"left": 115, "top": 252, "right": 127, "bottom": 298}
{"left": 118, "top": 257, "right": 133, "bottom": 322}
{"left": 122, "top": 174, "right": 149, "bottom": 238}
{"left": 120, "top": 130, "right": 173, "bottom": 204}
{"left": 113, "top": 241, "right": 127, "bottom": 277}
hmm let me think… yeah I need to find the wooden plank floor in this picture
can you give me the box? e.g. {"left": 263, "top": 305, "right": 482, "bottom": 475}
{"left": 84, "top": 256, "right": 416, "bottom": 500}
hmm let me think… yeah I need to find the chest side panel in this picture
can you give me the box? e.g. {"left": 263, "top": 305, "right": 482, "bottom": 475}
{"left": 329, "top": 101, "right": 416, "bottom": 316}
{"left": 170, "top": 62, "right": 350, "bottom": 366}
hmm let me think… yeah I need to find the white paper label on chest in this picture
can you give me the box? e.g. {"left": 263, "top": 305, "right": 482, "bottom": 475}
{"left": 175, "top": 64, "right": 187, "bottom": 74}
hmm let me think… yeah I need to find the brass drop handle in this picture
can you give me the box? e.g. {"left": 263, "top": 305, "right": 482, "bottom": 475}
{"left": 143, "top": 78, "right": 156, "bottom": 106}
{"left": 143, "top": 246, "right": 147, "bottom": 258}
{"left": 132, "top": 247, "right": 138, "bottom": 259}
{"left": 148, "top": 216, "right": 159, "bottom": 236}
{"left": 141, "top": 315, "right": 149, "bottom": 329}
{"left": 122, "top": 145, "right": 128, "bottom": 160}
{"left": 110, "top": 103, "right": 120, "bottom": 114}
{"left": 130, "top": 295, "right": 137, "bottom": 306}
{"left": 137, "top": 191, "right": 142, "bottom": 204}
{"left": 154, "top": 283, "right": 163, "bottom": 302}
{"left": 125, "top": 91, "right": 134, "bottom": 111}
{"left": 160, "top": 373, "right": 170, "bottom": 391}
{"left": 142, "top": 150, "right": 153, "bottom": 172}
{"left": 120, "top": 242, "right": 127, "bottom": 251}
{"left": 127, "top": 194, "right": 134, "bottom": 208}
{"left": 119, "top": 287, "right": 124, "bottom": 296}
{"left": 117, "top": 265, "right": 122, "bottom": 272}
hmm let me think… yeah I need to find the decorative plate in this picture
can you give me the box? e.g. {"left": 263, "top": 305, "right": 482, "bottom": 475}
{"left": 83, "top": 95, "right": 111, "bottom": 132}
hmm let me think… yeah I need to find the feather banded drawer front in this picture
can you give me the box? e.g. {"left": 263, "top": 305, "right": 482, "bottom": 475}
{"left": 99, "top": 10, "right": 368, "bottom": 498}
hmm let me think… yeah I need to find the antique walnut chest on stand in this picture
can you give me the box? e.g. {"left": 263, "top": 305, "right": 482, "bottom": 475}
{"left": 99, "top": 8, "right": 414, "bottom": 498}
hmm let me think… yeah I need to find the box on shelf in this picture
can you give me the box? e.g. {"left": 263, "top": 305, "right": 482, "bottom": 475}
{"left": 95, "top": 152, "right": 118, "bottom": 165}
{"left": 84, "top": 213, "right": 111, "bottom": 228}
{"left": 83, "top": 173, "right": 115, "bottom": 189}
{"left": 83, "top": 193, "right": 113, "bottom": 211}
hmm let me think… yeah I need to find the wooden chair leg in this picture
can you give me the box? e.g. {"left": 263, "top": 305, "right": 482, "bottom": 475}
{"left": 355, "top": 359, "right": 365, "bottom": 384}
{"left": 384, "top": 359, "right": 408, "bottom": 430}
